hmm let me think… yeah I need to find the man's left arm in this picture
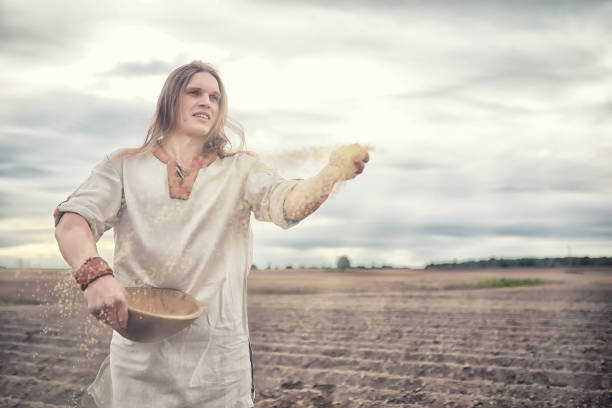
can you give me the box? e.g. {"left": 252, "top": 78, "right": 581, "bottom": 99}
{"left": 284, "top": 144, "right": 370, "bottom": 222}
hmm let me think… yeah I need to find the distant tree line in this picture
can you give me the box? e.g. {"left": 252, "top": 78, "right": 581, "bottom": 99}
{"left": 250, "top": 255, "right": 396, "bottom": 271}
{"left": 426, "top": 256, "right": 612, "bottom": 269}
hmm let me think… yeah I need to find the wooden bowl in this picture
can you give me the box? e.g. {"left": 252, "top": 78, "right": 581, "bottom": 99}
{"left": 115, "top": 287, "right": 204, "bottom": 343}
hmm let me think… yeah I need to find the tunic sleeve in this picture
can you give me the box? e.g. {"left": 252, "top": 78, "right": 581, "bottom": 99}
{"left": 53, "top": 154, "right": 124, "bottom": 241}
{"left": 242, "top": 155, "right": 300, "bottom": 229}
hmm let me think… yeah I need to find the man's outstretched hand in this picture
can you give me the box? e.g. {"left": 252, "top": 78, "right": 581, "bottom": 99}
{"left": 328, "top": 144, "right": 370, "bottom": 181}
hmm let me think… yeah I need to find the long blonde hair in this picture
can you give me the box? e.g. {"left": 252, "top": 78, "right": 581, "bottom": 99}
{"left": 121, "top": 61, "right": 244, "bottom": 158}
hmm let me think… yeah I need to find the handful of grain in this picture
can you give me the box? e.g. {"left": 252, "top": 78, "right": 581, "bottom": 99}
{"left": 329, "top": 143, "right": 370, "bottom": 181}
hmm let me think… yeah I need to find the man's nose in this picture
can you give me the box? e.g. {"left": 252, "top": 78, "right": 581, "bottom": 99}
{"left": 199, "top": 94, "right": 212, "bottom": 107}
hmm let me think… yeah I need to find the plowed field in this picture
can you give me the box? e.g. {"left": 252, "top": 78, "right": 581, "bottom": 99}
{"left": 1, "top": 268, "right": 610, "bottom": 407}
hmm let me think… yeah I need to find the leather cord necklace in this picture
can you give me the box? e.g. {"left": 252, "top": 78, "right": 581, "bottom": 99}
{"left": 153, "top": 141, "right": 217, "bottom": 200}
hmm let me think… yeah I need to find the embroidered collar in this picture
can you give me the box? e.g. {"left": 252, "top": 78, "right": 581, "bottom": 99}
{"left": 152, "top": 143, "right": 217, "bottom": 200}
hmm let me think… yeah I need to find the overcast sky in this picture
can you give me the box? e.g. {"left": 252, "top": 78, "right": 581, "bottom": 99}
{"left": 1, "top": 0, "right": 611, "bottom": 269}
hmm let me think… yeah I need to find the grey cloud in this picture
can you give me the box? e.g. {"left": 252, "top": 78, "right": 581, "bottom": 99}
{"left": 0, "top": 194, "right": 8, "bottom": 214}
{"left": 0, "top": 21, "right": 76, "bottom": 60}
{"left": 0, "top": 130, "right": 71, "bottom": 169}
{"left": 0, "top": 90, "right": 151, "bottom": 162}
{"left": 0, "top": 228, "right": 53, "bottom": 249}
{"left": 491, "top": 157, "right": 611, "bottom": 194}
{"left": 233, "top": 109, "right": 343, "bottom": 150}
{"left": 1, "top": 0, "right": 610, "bottom": 268}
{"left": 563, "top": 205, "right": 612, "bottom": 224}
{"left": 395, "top": 76, "right": 548, "bottom": 115}
{"left": 37, "top": 182, "right": 87, "bottom": 194}
{"left": 0, "top": 164, "right": 52, "bottom": 179}
{"left": 496, "top": 182, "right": 595, "bottom": 194}
{"left": 0, "top": 2, "right": 100, "bottom": 63}
{"left": 259, "top": 217, "right": 612, "bottom": 252}
{"left": 235, "top": 109, "right": 341, "bottom": 125}
{"left": 398, "top": 171, "right": 478, "bottom": 198}
{"left": 306, "top": 166, "right": 612, "bottom": 241}
{"left": 264, "top": 201, "right": 612, "bottom": 250}
{"left": 154, "top": 5, "right": 405, "bottom": 61}
{"left": 0, "top": 142, "right": 30, "bottom": 162}
{"left": 3, "top": 0, "right": 610, "bottom": 69}
{"left": 383, "top": 152, "right": 611, "bottom": 198}
{"left": 261, "top": 235, "right": 399, "bottom": 251}
{"left": 0, "top": 187, "right": 61, "bottom": 220}
{"left": 415, "top": 220, "right": 612, "bottom": 240}
{"left": 453, "top": 97, "right": 538, "bottom": 115}
{"left": 102, "top": 60, "right": 174, "bottom": 77}
{"left": 588, "top": 100, "right": 612, "bottom": 124}
{"left": 260, "top": 0, "right": 611, "bottom": 26}
{"left": 383, "top": 159, "right": 447, "bottom": 171}
{"left": 396, "top": 53, "right": 607, "bottom": 111}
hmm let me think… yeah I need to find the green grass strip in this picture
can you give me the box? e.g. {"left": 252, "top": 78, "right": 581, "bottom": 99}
{"left": 475, "top": 278, "right": 544, "bottom": 288}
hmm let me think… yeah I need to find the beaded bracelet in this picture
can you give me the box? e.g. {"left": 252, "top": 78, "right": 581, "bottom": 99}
{"left": 74, "top": 257, "right": 114, "bottom": 291}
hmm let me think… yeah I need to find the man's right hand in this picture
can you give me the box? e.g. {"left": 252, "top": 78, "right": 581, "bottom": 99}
{"left": 84, "top": 275, "right": 128, "bottom": 330}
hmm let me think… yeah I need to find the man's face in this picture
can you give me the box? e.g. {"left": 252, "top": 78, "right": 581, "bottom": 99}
{"left": 176, "top": 72, "right": 221, "bottom": 138}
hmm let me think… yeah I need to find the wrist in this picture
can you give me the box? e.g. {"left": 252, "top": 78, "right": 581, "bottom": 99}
{"left": 84, "top": 274, "right": 115, "bottom": 291}
{"left": 320, "top": 164, "right": 343, "bottom": 184}
{"left": 74, "top": 257, "right": 114, "bottom": 291}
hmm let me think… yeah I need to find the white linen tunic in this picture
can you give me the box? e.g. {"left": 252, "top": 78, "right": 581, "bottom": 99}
{"left": 54, "top": 150, "right": 299, "bottom": 408}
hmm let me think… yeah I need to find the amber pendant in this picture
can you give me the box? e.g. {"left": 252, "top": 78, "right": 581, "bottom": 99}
{"left": 152, "top": 144, "right": 216, "bottom": 200}
{"left": 166, "top": 158, "right": 201, "bottom": 200}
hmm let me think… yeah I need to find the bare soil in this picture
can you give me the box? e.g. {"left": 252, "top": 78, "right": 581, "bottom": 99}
{"left": 1, "top": 267, "right": 610, "bottom": 407}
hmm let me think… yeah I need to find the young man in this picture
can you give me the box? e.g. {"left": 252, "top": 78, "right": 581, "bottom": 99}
{"left": 54, "top": 61, "right": 369, "bottom": 407}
